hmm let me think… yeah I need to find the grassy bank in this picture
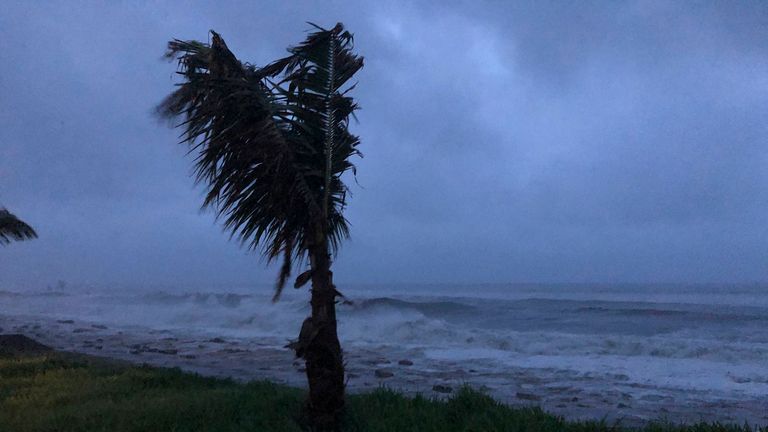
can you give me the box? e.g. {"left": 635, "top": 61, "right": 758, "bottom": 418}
{"left": 0, "top": 348, "right": 763, "bottom": 431}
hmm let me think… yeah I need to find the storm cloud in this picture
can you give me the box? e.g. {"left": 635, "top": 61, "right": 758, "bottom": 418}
{"left": 1, "top": 1, "right": 766, "bottom": 290}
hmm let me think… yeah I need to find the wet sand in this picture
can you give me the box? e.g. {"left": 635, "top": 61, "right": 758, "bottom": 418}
{"left": 2, "top": 314, "right": 766, "bottom": 428}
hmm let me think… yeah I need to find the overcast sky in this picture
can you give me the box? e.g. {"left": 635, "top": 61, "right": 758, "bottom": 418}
{"left": 1, "top": 1, "right": 766, "bottom": 290}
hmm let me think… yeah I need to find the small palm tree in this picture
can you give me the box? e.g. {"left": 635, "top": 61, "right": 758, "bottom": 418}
{"left": 158, "top": 23, "right": 363, "bottom": 428}
{"left": 0, "top": 208, "right": 37, "bottom": 245}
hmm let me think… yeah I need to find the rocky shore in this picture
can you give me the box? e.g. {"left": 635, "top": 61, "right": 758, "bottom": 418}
{"left": 2, "top": 313, "right": 767, "bottom": 428}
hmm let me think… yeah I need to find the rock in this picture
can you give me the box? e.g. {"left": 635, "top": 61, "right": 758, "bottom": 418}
{"left": 617, "top": 403, "right": 630, "bottom": 408}
{"left": 72, "top": 328, "right": 92, "bottom": 333}
{"left": 156, "top": 349, "right": 178, "bottom": 355}
{"left": 208, "top": 337, "right": 226, "bottom": 344}
{"left": 516, "top": 392, "right": 541, "bottom": 401}
{"left": 374, "top": 369, "right": 394, "bottom": 378}
{"left": 547, "top": 386, "right": 572, "bottom": 394}
{"left": 57, "top": 320, "right": 75, "bottom": 324}
{"left": 432, "top": 385, "right": 453, "bottom": 393}
{"left": 640, "top": 394, "right": 665, "bottom": 402}
{"left": 398, "top": 359, "right": 414, "bottom": 366}
{"left": 0, "top": 334, "right": 52, "bottom": 356}
{"left": 91, "top": 324, "right": 108, "bottom": 330}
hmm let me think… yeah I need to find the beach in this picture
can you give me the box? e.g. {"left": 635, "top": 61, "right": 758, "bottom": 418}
{"left": 2, "top": 283, "right": 767, "bottom": 427}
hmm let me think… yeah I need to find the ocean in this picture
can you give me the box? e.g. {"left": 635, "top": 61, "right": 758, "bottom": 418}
{"left": 2, "top": 283, "right": 767, "bottom": 426}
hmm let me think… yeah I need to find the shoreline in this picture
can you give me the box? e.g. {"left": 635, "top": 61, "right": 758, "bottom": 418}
{"left": 3, "top": 314, "right": 767, "bottom": 428}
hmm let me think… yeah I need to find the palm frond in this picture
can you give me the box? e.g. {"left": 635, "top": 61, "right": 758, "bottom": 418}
{"left": 0, "top": 208, "right": 37, "bottom": 245}
{"left": 158, "top": 23, "right": 363, "bottom": 300}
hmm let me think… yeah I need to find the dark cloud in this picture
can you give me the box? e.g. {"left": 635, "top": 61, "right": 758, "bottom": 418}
{"left": 1, "top": 1, "right": 766, "bottom": 290}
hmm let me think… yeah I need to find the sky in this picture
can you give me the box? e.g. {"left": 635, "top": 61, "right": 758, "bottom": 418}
{"left": 1, "top": 1, "right": 766, "bottom": 290}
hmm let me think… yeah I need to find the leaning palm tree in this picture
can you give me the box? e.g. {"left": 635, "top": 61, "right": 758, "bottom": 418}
{"left": 0, "top": 208, "right": 37, "bottom": 245}
{"left": 158, "top": 23, "right": 363, "bottom": 428}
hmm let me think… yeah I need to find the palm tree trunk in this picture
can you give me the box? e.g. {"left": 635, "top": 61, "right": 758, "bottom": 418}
{"left": 305, "top": 239, "right": 345, "bottom": 429}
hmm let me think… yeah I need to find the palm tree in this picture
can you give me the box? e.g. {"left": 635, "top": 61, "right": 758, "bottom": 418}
{"left": 157, "top": 23, "right": 363, "bottom": 429}
{"left": 0, "top": 208, "right": 37, "bottom": 245}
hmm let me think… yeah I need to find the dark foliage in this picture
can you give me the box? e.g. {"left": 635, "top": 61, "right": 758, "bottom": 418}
{"left": 0, "top": 208, "right": 37, "bottom": 245}
{"left": 157, "top": 23, "right": 363, "bottom": 300}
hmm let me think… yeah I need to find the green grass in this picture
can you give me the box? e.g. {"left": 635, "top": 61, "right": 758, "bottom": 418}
{"left": 0, "top": 353, "right": 764, "bottom": 432}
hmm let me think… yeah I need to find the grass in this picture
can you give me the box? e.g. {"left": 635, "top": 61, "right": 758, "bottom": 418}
{"left": 0, "top": 352, "right": 764, "bottom": 432}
